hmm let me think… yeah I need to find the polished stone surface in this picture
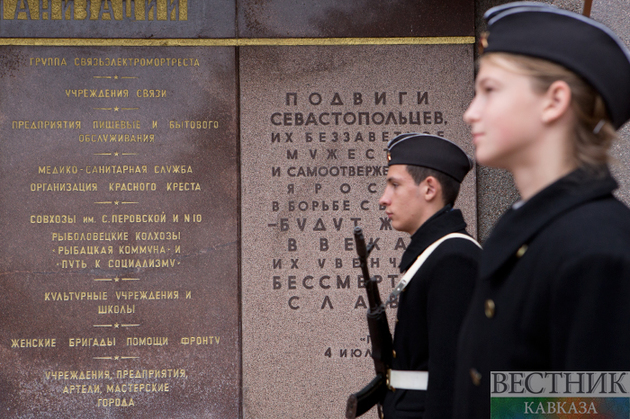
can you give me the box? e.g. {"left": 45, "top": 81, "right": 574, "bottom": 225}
{"left": 240, "top": 43, "right": 475, "bottom": 419}
{"left": 0, "top": 46, "right": 239, "bottom": 418}
{"left": 238, "top": 0, "right": 474, "bottom": 38}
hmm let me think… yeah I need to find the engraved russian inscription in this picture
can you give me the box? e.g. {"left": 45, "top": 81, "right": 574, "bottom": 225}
{"left": 240, "top": 45, "right": 476, "bottom": 419}
{"left": 1, "top": 0, "right": 188, "bottom": 22}
{"left": 0, "top": 46, "right": 238, "bottom": 418}
{"left": 265, "top": 88, "right": 454, "bottom": 312}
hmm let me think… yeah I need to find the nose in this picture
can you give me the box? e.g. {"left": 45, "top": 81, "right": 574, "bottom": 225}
{"left": 379, "top": 188, "right": 390, "bottom": 207}
{"left": 463, "top": 96, "right": 479, "bottom": 125}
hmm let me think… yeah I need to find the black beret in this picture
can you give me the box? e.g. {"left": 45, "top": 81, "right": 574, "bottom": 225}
{"left": 482, "top": 2, "right": 630, "bottom": 129}
{"left": 386, "top": 133, "right": 473, "bottom": 183}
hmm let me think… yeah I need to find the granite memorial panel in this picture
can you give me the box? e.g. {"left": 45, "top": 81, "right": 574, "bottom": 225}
{"left": 238, "top": 2, "right": 477, "bottom": 416}
{"left": 0, "top": 45, "right": 240, "bottom": 418}
{"left": 240, "top": 43, "right": 475, "bottom": 418}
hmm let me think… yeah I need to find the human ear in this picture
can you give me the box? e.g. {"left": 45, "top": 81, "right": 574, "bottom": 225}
{"left": 423, "top": 176, "right": 440, "bottom": 202}
{"left": 541, "top": 80, "right": 572, "bottom": 124}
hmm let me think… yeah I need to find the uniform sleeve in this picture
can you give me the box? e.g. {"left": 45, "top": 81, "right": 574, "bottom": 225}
{"left": 424, "top": 242, "right": 480, "bottom": 419}
{"left": 551, "top": 253, "right": 630, "bottom": 370}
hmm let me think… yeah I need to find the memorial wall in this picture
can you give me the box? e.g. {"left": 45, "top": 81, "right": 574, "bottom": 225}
{"left": 1, "top": 0, "right": 628, "bottom": 418}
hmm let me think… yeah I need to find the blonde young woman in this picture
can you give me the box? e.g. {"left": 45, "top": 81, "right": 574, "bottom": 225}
{"left": 454, "top": 3, "right": 630, "bottom": 417}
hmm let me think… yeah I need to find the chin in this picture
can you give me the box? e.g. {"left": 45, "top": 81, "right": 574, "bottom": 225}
{"left": 475, "top": 151, "right": 503, "bottom": 169}
{"left": 394, "top": 225, "right": 412, "bottom": 235}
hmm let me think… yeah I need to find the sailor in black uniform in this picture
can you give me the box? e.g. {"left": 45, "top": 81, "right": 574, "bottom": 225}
{"left": 379, "top": 133, "right": 480, "bottom": 418}
{"left": 454, "top": 3, "right": 630, "bottom": 417}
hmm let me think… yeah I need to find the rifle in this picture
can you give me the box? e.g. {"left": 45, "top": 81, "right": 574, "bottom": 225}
{"left": 346, "top": 226, "right": 393, "bottom": 418}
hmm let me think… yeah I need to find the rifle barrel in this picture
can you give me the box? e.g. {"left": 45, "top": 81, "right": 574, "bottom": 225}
{"left": 353, "top": 226, "right": 383, "bottom": 309}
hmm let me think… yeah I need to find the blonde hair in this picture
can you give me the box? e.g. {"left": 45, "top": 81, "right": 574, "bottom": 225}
{"left": 482, "top": 52, "right": 616, "bottom": 169}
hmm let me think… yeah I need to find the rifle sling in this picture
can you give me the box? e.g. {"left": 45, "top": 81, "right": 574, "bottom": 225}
{"left": 389, "top": 233, "right": 481, "bottom": 300}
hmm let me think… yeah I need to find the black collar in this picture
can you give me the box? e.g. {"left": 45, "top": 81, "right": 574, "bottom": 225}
{"left": 480, "top": 167, "right": 618, "bottom": 280}
{"left": 399, "top": 204, "right": 468, "bottom": 272}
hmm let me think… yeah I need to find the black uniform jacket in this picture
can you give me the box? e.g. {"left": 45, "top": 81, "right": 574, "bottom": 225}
{"left": 454, "top": 168, "right": 630, "bottom": 418}
{"left": 383, "top": 206, "right": 480, "bottom": 419}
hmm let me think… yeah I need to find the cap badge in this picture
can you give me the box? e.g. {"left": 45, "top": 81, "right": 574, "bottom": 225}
{"left": 478, "top": 31, "right": 489, "bottom": 54}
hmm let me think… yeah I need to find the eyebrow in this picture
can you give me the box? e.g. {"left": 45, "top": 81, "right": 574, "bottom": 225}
{"left": 475, "top": 74, "right": 500, "bottom": 86}
{"left": 386, "top": 174, "right": 406, "bottom": 183}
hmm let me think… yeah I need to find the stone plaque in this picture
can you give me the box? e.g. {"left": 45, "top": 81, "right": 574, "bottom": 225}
{"left": 240, "top": 44, "right": 475, "bottom": 418}
{"left": 0, "top": 46, "right": 239, "bottom": 418}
